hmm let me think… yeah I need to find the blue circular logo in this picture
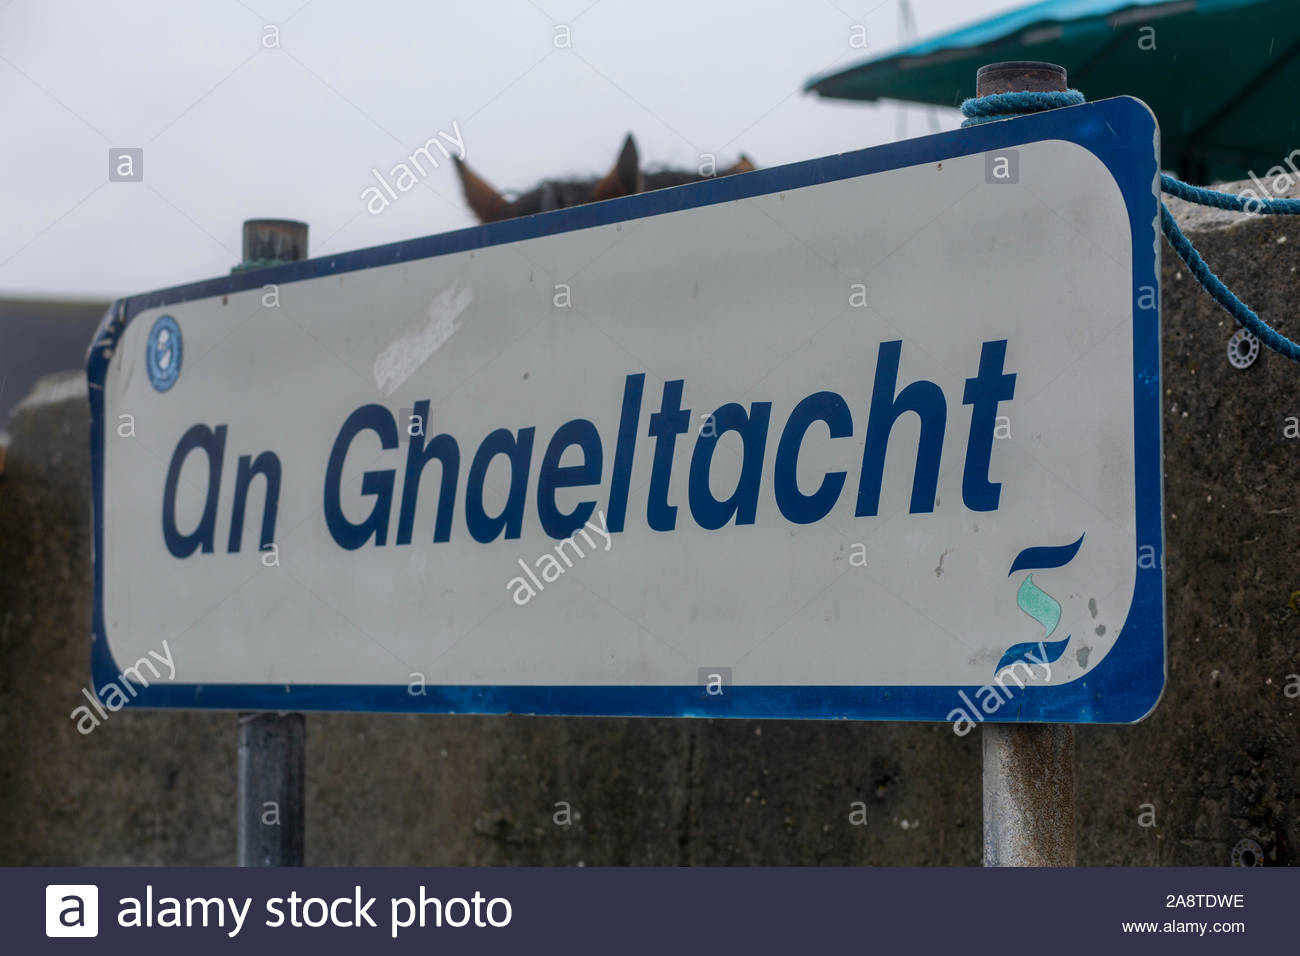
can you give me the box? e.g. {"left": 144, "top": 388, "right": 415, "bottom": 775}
{"left": 147, "top": 315, "right": 182, "bottom": 392}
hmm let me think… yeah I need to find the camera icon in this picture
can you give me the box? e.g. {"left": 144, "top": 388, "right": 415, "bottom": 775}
{"left": 45, "top": 885, "right": 99, "bottom": 937}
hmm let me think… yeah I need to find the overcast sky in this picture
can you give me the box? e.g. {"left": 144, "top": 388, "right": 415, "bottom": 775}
{"left": 0, "top": 0, "right": 1019, "bottom": 299}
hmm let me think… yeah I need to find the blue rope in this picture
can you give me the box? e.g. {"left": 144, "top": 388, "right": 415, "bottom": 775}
{"left": 960, "top": 90, "right": 1300, "bottom": 362}
{"left": 1159, "top": 173, "right": 1300, "bottom": 215}
{"left": 1160, "top": 205, "right": 1300, "bottom": 361}
{"left": 959, "top": 89, "right": 1084, "bottom": 127}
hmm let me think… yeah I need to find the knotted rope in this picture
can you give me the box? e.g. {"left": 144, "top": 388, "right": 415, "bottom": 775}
{"left": 960, "top": 90, "right": 1300, "bottom": 362}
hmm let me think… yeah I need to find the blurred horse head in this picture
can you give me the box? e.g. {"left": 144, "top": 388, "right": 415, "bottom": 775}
{"left": 454, "top": 133, "right": 754, "bottom": 223}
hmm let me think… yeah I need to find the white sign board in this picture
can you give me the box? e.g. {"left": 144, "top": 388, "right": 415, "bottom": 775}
{"left": 89, "top": 97, "right": 1164, "bottom": 723}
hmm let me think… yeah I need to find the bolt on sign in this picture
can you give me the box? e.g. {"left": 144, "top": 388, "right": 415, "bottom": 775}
{"left": 89, "top": 97, "right": 1164, "bottom": 723}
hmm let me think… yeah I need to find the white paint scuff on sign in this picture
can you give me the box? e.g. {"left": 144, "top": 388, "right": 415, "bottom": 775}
{"left": 373, "top": 281, "right": 472, "bottom": 395}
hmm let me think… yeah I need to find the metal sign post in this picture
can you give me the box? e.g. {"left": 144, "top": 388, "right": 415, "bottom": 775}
{"left": 237, "top": 711, "right": 305, "bottom": 866}
{"left": 983, "top": 722, "right": 1075, "bottom": 865}
{"left": 974, "top": 62, "right": 1080, "bottom": 868}
{"left": 234, "top": 219, "right": 308, "bottom": 868}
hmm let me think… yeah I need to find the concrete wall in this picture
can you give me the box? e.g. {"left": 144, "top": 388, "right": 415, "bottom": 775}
{"left": 0, "top": 297, "right": 108, "bottom": 426}
{"left": 2, "top": 184, "right": 1297, "bottom": 866}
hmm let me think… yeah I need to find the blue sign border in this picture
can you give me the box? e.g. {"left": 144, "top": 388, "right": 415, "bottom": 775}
{"left": 88, "top": 96, "right": 1164, "bottom": 723}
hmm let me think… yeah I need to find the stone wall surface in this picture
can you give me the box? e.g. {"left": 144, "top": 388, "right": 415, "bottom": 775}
{"left": 1, "top": 180, "right": 1296, "bottom": 866}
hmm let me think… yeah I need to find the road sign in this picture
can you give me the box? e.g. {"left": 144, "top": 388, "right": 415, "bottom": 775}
{"left": 89, "top": 96, "right": 1164, "bottom": 723}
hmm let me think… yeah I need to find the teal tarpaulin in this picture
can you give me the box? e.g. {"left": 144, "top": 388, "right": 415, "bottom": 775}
{"left": 806, "top": 0, "right": 1300, "bottom": 182}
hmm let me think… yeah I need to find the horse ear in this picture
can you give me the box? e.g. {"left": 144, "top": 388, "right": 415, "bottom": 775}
{"left": 454, "top": 157, "right": 507, "bottom": 223}
{"left": 723, "top": 154, "right": 755, "bottom": 175}
{"left": 588, "top": 133, "right": 642, "bottom": 203}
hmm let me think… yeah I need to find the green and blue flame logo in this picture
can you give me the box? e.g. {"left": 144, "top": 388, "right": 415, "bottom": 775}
{"left": 996, "top": 534, "right": 1085, "bottom": 673}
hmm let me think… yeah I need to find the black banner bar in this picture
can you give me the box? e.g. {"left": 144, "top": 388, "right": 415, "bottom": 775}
{"left": 10, "top": 866, "right": 1291, "bottom": 953}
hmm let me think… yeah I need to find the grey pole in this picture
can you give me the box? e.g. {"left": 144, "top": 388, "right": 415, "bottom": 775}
{"left": 975, "top": 62, "right": 1077, "bottom": 868}
{"left": 238, "top": 712, "right": 306, "bottom": 866}
{"left": 236, "top": 218, "right": 308, "bottom": 868}
{"left": 982, "top": 724, "right": 1075, "bottom": 866}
